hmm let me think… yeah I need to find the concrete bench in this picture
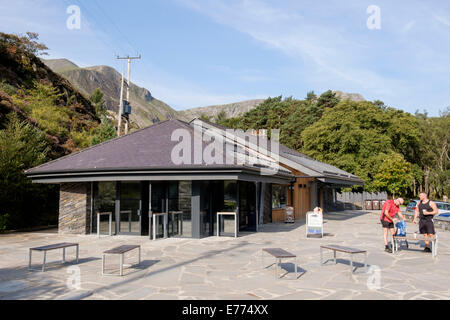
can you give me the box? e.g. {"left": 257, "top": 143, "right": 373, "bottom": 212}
{"left": 392, "top": 233, "right": 438, "bottom": 258}
{"left": 102, "top": 245, "right": 141, "bottom": 276}
{"left": 261, "top": 248, "right": 298, "bottom": 279}
{"left": 320, "top": 244, "right": 367, "bottom": 273}
{"left": 29, "top": 242, "right": 79, "bottom": 272}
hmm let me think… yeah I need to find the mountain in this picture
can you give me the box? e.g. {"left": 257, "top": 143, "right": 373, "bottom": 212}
{"left": 180, "top": 91, "right": 365, "bottom": 122}
{"left": 333, "top": 90, "right": 365, "bottom": 102}
{"left": 43, "top": 59, "right": 179, "bottom": 128}
{"left": 179, "top": 99, "right": 265, "bottom": 122}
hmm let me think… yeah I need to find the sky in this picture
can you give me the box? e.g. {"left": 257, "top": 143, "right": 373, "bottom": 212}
{"left": 0, "top": 0, "right": 449, "bottom": 115}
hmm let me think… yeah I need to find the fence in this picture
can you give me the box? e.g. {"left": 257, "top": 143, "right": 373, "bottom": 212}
{"left": 336, "top": 192, "right": 388, "bottom": 210}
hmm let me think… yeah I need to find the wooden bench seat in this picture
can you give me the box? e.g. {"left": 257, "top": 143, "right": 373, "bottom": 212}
{"left": 102, "top": 245, "right": 141, "bottom": 276}
{"left": 29, "top": 242, "right": 79, "bottom": 272}
{"left": 320, "top": 244, "right": 367, "bottom": 273}
{"left": 261, "top": 248, "right": 298, "bottom": 279}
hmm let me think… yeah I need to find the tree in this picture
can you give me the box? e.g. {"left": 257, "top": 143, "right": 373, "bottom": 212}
{"left": 316, "top": 90, "right": 340, "bottom": 110}
{"left": 301, "top": 100, "right": 417, "bottom": 192}
{"left": 0, "top": 113, "right": 57, "bottom": 229}
{"left": 0, "top": 31, "right": 48, "bottom": 56}
{"left": 372, "top": 153, "right": 414, "bottom": 197}
{"left": 90, "top": 117, "right": 117, "bottom": 146}
{"left": 215, "top": 110, "right": 227, "bottom": 123}
{"left": 306, "top": 91, "right": 317, "bottom": 101}
{"left": 90, "top": 88, "right": 107, "bottom": 118}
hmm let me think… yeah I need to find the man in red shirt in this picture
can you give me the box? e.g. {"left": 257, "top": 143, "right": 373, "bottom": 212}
{"left": 380, "top": 198, "right": 405, "bottom": 253}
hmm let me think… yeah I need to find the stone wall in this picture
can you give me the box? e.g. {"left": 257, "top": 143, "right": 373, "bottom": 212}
{"left": 59, "top": 182, "right": 91, "bottom": 234}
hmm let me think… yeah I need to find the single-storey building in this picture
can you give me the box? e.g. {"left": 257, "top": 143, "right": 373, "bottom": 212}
{"left": 25, "top": 119, "right": 363, "bottom": 238}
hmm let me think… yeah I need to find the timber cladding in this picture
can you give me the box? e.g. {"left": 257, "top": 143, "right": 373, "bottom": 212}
{"left": 280, "top": 163, "right": 313, "bottom": 220}
{"left": 58, "top": 182, "right": 91, "bottom": 234}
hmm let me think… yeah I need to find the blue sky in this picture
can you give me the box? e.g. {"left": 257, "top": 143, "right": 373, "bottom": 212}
{"left": 0, "top": 0, "right": 449, "bottom": 115}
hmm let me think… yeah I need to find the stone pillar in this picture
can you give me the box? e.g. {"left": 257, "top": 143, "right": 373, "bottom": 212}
{"left": 59, "top": 182, "right": 91, "bottom": 235}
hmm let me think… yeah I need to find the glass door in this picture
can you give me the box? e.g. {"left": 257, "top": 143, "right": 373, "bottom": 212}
{"left": 119, "top": 181, "right": 142, "bottom": 235}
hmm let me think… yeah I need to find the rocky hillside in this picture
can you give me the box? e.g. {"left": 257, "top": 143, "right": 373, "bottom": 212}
{"left": 0, "top": 32, "right": 101, "bottom": 157}
{"left": 43, "top": 59, "right": 179, "bottom": 128}
{"left": 179, "top": 99, "right": 265, "bottom": 122}
{"left": 333, "top": 90, "right": 365, "bottom": 102}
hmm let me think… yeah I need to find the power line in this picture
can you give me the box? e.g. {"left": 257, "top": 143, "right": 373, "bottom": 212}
{"left": 91, "top": 0, "right": 140, "bottom": 55}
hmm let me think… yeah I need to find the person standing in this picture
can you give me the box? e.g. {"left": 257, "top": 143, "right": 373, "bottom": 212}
{"left": 380, "top": 198, "right": 405, "bottom": 253}
{"left": 413, "top": 192, "right": 439, "bottom": 252}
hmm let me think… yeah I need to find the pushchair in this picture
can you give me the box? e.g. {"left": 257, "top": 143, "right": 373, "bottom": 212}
{"left": 394, "top": 220, "right": 409, "bottom": 249}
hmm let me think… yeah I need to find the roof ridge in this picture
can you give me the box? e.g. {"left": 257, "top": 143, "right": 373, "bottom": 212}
{"left": 25, "top": 119, "right": 174, "bottom": 173}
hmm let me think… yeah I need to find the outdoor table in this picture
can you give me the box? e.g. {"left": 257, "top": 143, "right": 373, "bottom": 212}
{"left": 170, "top": 211, "right": 183, "bottom": 236}
{"left": 151, "top": 212, "right": 168, "bottom": 240}
{"left": 320, "top": 244, "right": 368, "bottom": 273}
{"left": 97, "top": 212, "right": 112, "bottom": 237}
{"left": 392, "top": 233, "right": 438, "bottom": 258}
{"left": 217, "top": 211, "right": 238, "bottom": 238}
{"left": 261, "top": 248, "right": 298, "bottom": 279}
{"left": 29, "top": 242, "right": 79, "bottom": 272}
{"left": 102, "top": 245, "right": 141, "bottom": 276}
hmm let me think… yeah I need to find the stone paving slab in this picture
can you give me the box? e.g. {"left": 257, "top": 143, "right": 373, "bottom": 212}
{"left": 1, "top": 210, "right": 450, "bottom": 300}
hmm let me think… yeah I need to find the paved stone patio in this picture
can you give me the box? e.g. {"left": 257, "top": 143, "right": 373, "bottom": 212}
{"left": 1, "top": 210, "right": 449, "bottom": 300}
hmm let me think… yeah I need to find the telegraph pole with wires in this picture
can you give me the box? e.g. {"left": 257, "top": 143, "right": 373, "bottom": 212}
{"left": 116, "top": 54, "right": 141, "bottom": 136}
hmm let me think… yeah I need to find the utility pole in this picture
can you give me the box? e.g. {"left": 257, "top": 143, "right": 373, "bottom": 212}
{"left": 116, "top": 55, "right": 141, "bottom": 135}
{"left": 117, "top": 69, "right": 124, "bottom": 137}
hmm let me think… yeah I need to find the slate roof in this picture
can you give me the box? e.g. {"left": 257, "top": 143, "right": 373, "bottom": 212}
{"left": 25, "top": 118, "right": 362, "bottom": 185}
{"left": 195, "top": 119, "right": 363, "bottom": 185}
{"left": 25, "top": 119, "right": 290, "bottom": 178}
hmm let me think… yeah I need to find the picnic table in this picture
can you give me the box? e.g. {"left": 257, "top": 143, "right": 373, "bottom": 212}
{"left": 320, "top": 244, "right": 368, "bottom": 273}
{"left": 261, "top": 248, "right": 298, "bottom": 279}
{"left": 102, "top": 245, "right": 141, "bottom": 276}
{"left": 29, "top": 242, "right": 79, "bottom": 272}
{"left": 392, "top": 233, "right": 438, "bottom": 258}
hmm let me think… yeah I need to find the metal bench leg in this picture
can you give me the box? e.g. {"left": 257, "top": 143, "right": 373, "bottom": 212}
{"left": 295, "top": 257, "right": 298, "bottom": 279}
{"left": 276, "top": 258, "right": 279, "bottom": 279}
{"left": 28, "top": 249, "right": 32, "bottom": 270}
{"left": 138, "top": 247, "right": 141, "bottom": 265}
{"left": 76, "top": 245, "right": 79, "bottom": 264}
{"left": 120, "top": 253, "right": 124, "bottom": 276}
{"left": 62, "top": 248, "right": 66, "bottom": 263}
{"left": 334, "top": 250, "right": 337, "bottom": 264}
{"left": 42, "top": 251, "right": 46, "bottom": 272}
{"left": 365, "top": 252, "right": 368, "bottom": 272}
{"left": 350, "top": 254, "right": 353, "bottom": 273}
{"left": 102, "top": 254, "right": 105, "bottom": 275}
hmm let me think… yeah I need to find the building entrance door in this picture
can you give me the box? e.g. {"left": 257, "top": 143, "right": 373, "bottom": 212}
{"left": 118, "top": 181, "right": 142, "bottom": 235}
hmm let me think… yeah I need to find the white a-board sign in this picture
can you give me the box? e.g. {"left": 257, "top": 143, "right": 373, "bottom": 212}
{"left": 306, "top": 208, "right": 323, "bottom": 238}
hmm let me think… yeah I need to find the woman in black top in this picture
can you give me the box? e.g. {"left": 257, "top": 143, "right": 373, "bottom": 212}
{"left": 413, "top": 192, "right": 439, "bottom": 252}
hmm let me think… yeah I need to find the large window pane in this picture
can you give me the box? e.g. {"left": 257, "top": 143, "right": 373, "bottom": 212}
{"left": 93, "top": 182, "right": 116, "bottom": 235}
{"left": 119, "top": 181, "right": 141, "bottom": 234}
{"left": 272, "top": 184, "right": 287, "bottom": 209}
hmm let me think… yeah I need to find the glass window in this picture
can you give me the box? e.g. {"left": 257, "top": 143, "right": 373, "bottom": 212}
{"left": 272, "top": 184, "right": 287, "bottom": 209}
{"left": 93, "top": 182, "right": 116, "bottom": 234}
{"left": 223, "top": 181, "right": 237, "bottom": 211}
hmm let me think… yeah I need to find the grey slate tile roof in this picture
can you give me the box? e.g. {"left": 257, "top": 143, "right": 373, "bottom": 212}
{"left": 25, "top": 118, "right": 362, "bottom": 185}
{"left": 194, "top": 119, "right": 363, "bottom": 184}
{"left": 25, "top": 119, "right": 290, "bottom": 177}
